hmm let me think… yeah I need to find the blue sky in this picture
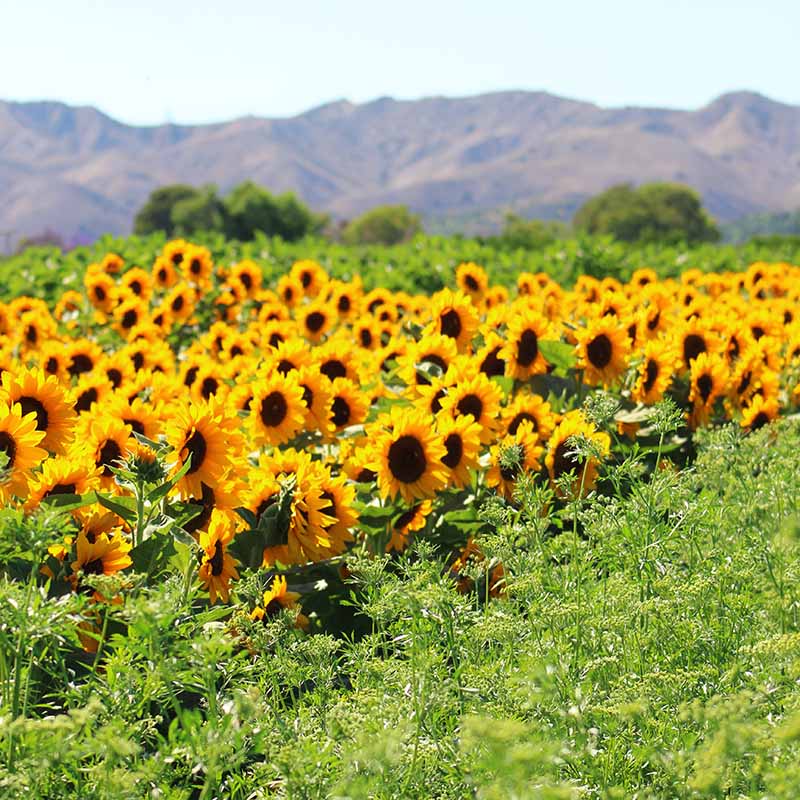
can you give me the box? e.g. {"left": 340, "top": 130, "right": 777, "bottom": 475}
{"left": 1, "top": 0, "right": 798, "bottom": 125}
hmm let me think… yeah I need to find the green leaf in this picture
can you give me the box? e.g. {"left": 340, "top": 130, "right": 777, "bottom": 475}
{"left": 539, "top": 339, "right": 577, "bottom": 371}
{"left": 40, "top": 491, "right": 97, "bottom": 512}
{"left": 96, "top": 493, "right": 138, "bottom": 525}
{"left": 130, "top": 532, "right": 177, "bottom": 577}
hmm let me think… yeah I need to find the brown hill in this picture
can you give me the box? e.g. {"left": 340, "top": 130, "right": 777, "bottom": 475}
{"left": 2, "top": 90, "right": 799, "bottom": 244}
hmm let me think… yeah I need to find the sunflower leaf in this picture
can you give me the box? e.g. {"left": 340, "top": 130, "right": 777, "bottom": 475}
{"left": 539, "top": 339, "right": 577, "bottom": 371}
{"left": 95, "top": 493, "right": 138, "bottom": 525}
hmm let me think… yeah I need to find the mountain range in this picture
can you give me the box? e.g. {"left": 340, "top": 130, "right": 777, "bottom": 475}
{"left": 2, "top": 90, "right": 799, "bottom": 246}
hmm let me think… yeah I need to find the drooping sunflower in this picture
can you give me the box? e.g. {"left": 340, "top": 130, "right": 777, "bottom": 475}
{"left": 545, "top": 410, "right": 610, "bottom": 498}
{"left": 486, "top": 421, "right": 543, "bottom": 501}
{"left": 436, "top": 413, "right": 482, "bottom": 489}
{"left": 575, "top": 317, "right": 631, "bottom": 387}
{"left": 249, "top": 371, "right": 306, "bottom": 446}
{"left": 70, "top": 529, "right": 132, "bottom": 596}
{"left": 631, "top": 338, "right": 679, "bottom": 405}
{"left": 500, "top": 390, "right": 555, "bottom": 441}
{"left": 198, "top": 510, "right": 239, "bottom": 604}
{"left": 438, "top": 371, "right": 503, "bottom": 444}
{"left": 0, "top": 401, "right": 48, "bottom": 501}
{"left": 24, "top": 454, "right": 101, "bottom": 511}
{"left": 688, "top": 352, "right": 728, "bottom": 428}
{"left": 740, "top": 393, "right": 780, "bottom": 432}
{"left": 371, "top": 408, "right": 449, "bottom": 503}
{"left": 500, "top": 307, "right": 552, "bottom": 379}
{"left": 0, "top": 367, "right": 76, "bottom": 453}
{"left": 166, "top": 398, "right": 243, "bottom": 496}
{"left": 249, "top": 575, "right": 308, "bottom": 629}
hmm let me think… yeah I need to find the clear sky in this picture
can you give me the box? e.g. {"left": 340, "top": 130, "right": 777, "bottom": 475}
{"left": 1, "top": 0, "right": 798, "bottom": 125}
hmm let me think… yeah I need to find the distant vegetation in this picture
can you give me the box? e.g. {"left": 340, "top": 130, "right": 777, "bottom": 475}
{"left": 341, "top": 204, "right": 422, "bottom": 245}
{"left": 722, "top": 208, "right": 800, "bottom": 244}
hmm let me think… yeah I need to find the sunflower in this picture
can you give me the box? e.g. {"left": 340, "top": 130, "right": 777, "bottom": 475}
{"left": 181, "top": 478, "right": 242, "bottom": 536}
{"left": 73, "top": 374, "right": 113, "bottom": 415}
{"left": 249, "top": 371, "right": 306, "bottom": 446}
{"left": 250, "top": 575, "right": 308, "bottom": 629}
{"left": 456, "top": 262, "right": 489, "bottom": 300}
{"left": 352, "top": 318, "right": 382, "bottom": 350}
{"left": 318, "top": 473, "right": 358, "bottom": 553}
{"left": 500, "top": 390, "right": 554, "bottom": 441}
{"left": 290, "top": 259, "right": 328, "bottom": 297}
{"left": 163, "top": 239, "right": 189, "bottom": 268}
{"left": 315, "top": 339, "right": 361, "bottom": 382}
{"left": 631, "top": 338, "right": 679, "bottom": 405}
{"left": 545, "top": 410, "right": 610, "bottom": 498}
{"left": 0, "top": 401, "right": 48, "bottom": 501}
{"left": 113, "top": 296, "right": 149, "bottom": 339}
{"left": 438, "top": 371, "right": 502, "bottom": 444}
{"left": 688, "top": 352, "right": 728, "bottom": 427}
{"left": 271, "top": 337, "right": 313, "bottom": 375}
{"left": 38, "top": 342, "right": 69, "bottom": 380}
{"left": 81, "top": 417, "right": 134, "bottom": 490}
{"left": 327, "top": 378, "right": 369, "bottom": 433}
{"left": 166, "top": 398, "right": 243, "bottom": 496}
{"left": 424, "top": 289, "right": 479, "bottom": 352}
{"left": 397, "top": 333, "right": 459, "bottom": 388}
{"left": 677, "top": 319, "right": 718, "bottom": 373}
{"left": 0, "top": 367, "right": 76, "bottom": 453}
{"left": 85, "top": 271, "right": 116, "bottom": 312}
{"left": 499, "top": 308, "right": 552, "bottom": 379}
{"left": 299, "top": 301, "right": 334, "bottom": 342}
{"left": 486, "top": 421, "right": 543, "bottom": 500}
{"left": 198, "top": 510, "right": 239, "bottom": 604}
{"left": 65, "top": 340, "right": 103, "bottom": 379}
{"left": 740, "top": 393, "right": 779, "bottom": 432}
{"left": 182, "top": 245, "right": 214, "bottom": 287}
{"left": 191, "top": 364, "right": 230, "bottom": 404}
{"left": 70, "top": 529, "right": 132, "bottom": 596}
{"left": 386, "top": 500, "right": 433, "bottom": 553}
{"left": 230, "top": 259, "right": 262, "bottom": 297}
{"left": 436, "top": 413, "right": 482, "bottom": 489}
{"left": 371, "top": 408, "right": 449, "bottom": 502}
{"left": 24, "top": 454, "right": 101, "bottom": 511}
{"left": 164, "top": 284, "right": 196, "bottom": 321}
{"left": 575, "top": 317, "right": 631, "bottom": 387}
{"left": 277, "top": 274, "right": 304, "bottom": 307}
{"left": 119, "top": 267, "right": 153, "bottom": 302}
{"left": 152, "top": 255, "right": 179, "bottom": 289}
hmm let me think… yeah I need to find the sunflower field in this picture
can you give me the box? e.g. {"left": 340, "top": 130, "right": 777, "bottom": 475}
{"left": 2, "top": 237, "right": 800, "bottom": 798}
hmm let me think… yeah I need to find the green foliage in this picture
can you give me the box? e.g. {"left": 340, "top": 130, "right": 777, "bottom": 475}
{"left": 170, "top": 185, "right": 228, "bottom": 236}
{"left": 342, "top": 204, "right": 422, "bottom": 245}
{"left": 133, "top": 184, "right": 200, "bottom": 236}
{"left": 491, "top": 212, "right": 569, "bottom": 250}
{"left": 223, "top": 180, "right": 325, "bottom": 242}
{"left": 722, "top": 207, "right": 800, "bottom": 244}
{"left": 574, "top": 182, "right": 721, "bottom": 245}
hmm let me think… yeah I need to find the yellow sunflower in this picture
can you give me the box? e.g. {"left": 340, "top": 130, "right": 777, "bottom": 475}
{"left": 249, "top": 371, "right": 306, "bottom": 446}
{"left": 386, "top": 500, "right": 434, "bottom": 553}
{"left": 425, "top": 289, "right": 480, "bottom": 351}
{"left": 198, "top": 510, "right": 239, "bottom": 604}
{"left": 438, "top": 371, "right": 502, "bottom": 444}
{"left": 435, "top": 413, "right": 482, "bottom": 489}
{"left": 740, "top": 393, "right": 779, "bottom": 432}
{"left": 545, "top": 411, "right": 610, "bottom": 498}
{"left": 455, "top": 262, "right": 489, "bottom": 300}
{"left": 250, "top": 575, "right": 308, "bottom": 629}
{"left": 70, "top": 529, "right": 132, "bottom": 596}
{"left": 575, "top": 317, "right": 631, "bottom": 387}
{"left": 486, "top": 421, "right": 543, "bottom": 501}
{"left": 688, "top": 352, "right": 728, "bottom": 428}
{"left": 371, "top": 408, "right": 449, "bottom": 502}
{"left": 24, "top": 454, "right": 101, "bottom": 511}
{"left": 327, "top": 378, "right": 369, "bottom": 433}
{"left": 0, "top": 401, "right": 48, "bottom": 501}
{"left": 631, "top": 338, "right": 679, "bottom": 405}
{"left": 500, "top": 307, "right": 552, "bottom": 379}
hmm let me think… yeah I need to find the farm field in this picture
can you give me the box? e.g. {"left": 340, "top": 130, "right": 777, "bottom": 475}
{"left": 1, "top": 235, "right": 800, "bottom": 798}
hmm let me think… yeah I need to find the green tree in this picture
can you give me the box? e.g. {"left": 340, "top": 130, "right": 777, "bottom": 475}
{"left": 342, "top": 205, "right": 422, "bottom": 245}
{"left": 495, "top": 213, "right": 568, "bottom": 250}
{"left": 223, "top": 181, "right": 324, "bottom": 242}
{"left": 573, "top": 182, "right": 720, "bottom": 244}
{"left": 170, "top": 185, "right": 227, "bottom": 235}
{"left": 133, "top": 184, "right": 200, "bottom": 236}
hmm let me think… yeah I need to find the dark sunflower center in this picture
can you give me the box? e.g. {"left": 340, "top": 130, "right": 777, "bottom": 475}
{"left": 121, "top": 309, "right": 137, "bottom": 329}
{"left": 107, "top": 368, "right": 123, "bottom": 388}
{"left": 276, "top": 359, "right": 295, "bottom": 376}
{"left": 421, "top": 354, "right": 447, "bottom": 372}
{"left": 158, "top": 268, "right": 168, "bottom": 282}
{"left": 388, "top": 435, "right": 427, "bottom": 483}
{"left": 508, "top": 412, "right": 537, "bottom": 436}
{"left": 500, "top": 459, "right": 521, "bottom": 482}
{"left": 45, "top": 357, "right": 59, "bottom": 374}
{"left": 83, "top": 558, "right": 105, "bottom": 577}
{"left": 190, "top": 259, "right": 201, "bottom": 275}
{"left": 394, "top": 506, "right": 420, "bottom": 532}
{"left": 185, "top": 483, "right": 215, "bottom": 535}
{"left": 172, "top": 295, "right": 185, "bottom": 312}
{"left": 480, "top": 346, "right": 506, "bottom": 378}
{"left": 201, "top": 377, "right": 219, "bottom": 399}
{"left": 171, "top": 252, "right": 183, "bottom": 265}
{"left": 338, "top": 294, "right": 351, "bottom": 312}
{"left": 430, "top": 389, "right": 445, "bottom": 415}
{"left": 184, "top": 366, "right": 199, "bottom": 387}
{"left": 184, "top": 430, "right": 207, "bottom": 474}
{"left": 125, "top": 418, "right": 145, "bottom": 436}
{"left": 300, "top": 271, "right": 312, "bottom": 288}
{"left": 516, "top": 329, "right": 539, "bottom": 367}
{"left": 643, "top": 359, "right": 659, "bottom": 394}
{"left": 465, "top": 274, "right": 479, "bottom": 291}
{"left": 331, "top": 396, "right": 351, "bottom": 427}
{"left": 356, "top": 467, "right": 376, "bottom": 483}
{"left": 0, "top": 431, "right": 17, "bottom": 467}
{"left": 697, "top": 373, "right": 714, "bottom": 403}
{"left": 68, "top": 354, "right": 94, "bottom": 376}
{"left": 209, "top": 540, "right": 225, "bottom": 576}
{"left": 750, "top": 412, "right": 769, "bottom": 430}
{"left": 98, "top": 439, "right": 122, "bottom": 476}
{"left": 19, "top": 396, "right": 49, "bottom": 432}
{"left": 305, "top": 311, "right": 325, "bottom": 333}
{"left": 442, "top": 433, "right": 463, "bottom": 468}
{"left": 682, "top": 334, "right": 706, "bottom": 367}
{"left": 44, "top": 482, "right": 76, "bottom": 498}
{"left": 587, "top": 334, "right": 613, "bottom": 369}
{"left": 647, "top": 310, "right": 661, "bottom": 331}
{"left": 264, "top": 598, "right": 284, "bottom": 618}
{"left": 440, "top": 309, "right": 462, "bottom": 340}
{"left": 130, "top": 280, "right": 142, "bottom": 295}
{"left": 301, "top": 385, "right": 314, "bottom": 409}
{"left": 132, "top": 352, "right": 145, "bottom": 371}
{"left": 456, "top": 394, "right": 483, "bottom": 422}
{"left": 26, "top": 325, "right": 38, "bottom": 344}
{"left": 260, "top": 391, "right": 288, "bottom": 427}
{"left": 240, "top": 272, "right": 253, "bottom": 289}
{"left": 359, "top": 328, "right": 372, "bottom": 347}
{"left": 552, "top": 440, "right": 582, "bottom": 480}
{"left": 752, "top": 325, "right": 765, "bottom": 341}
{"left": 95, "top": 286, "right": 107, "bottom": 302}
{"left": 737, "top": 371, "right": 751, "bottom": 396}
{"left": 320, "top": 360, "right": 347, "bottom": 381}
{"left": 74, "top": 388, "right": 98, "bottom": 413}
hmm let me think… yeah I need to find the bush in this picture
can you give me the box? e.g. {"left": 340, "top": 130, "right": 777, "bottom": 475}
{"left": 342, "top": 205, "right": 422, "bottom": 245}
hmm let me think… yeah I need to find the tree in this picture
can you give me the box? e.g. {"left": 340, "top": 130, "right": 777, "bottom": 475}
{"left": 573, "top": 183, "right": 720, "bottom": 245}
{"left": 170, "top": 186, "right": 227, "bottom": 235}
{"left": 223, "top": 181, "right": 324, "bottom": 242}
{"left": 133, "top": 185, "right": 200, "bottom": 236}
{"left": 495, "top": 213, "right": 568, "bottom": 250}
{"left": 342, "top": 205, "right": 422, "bottom": 245}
